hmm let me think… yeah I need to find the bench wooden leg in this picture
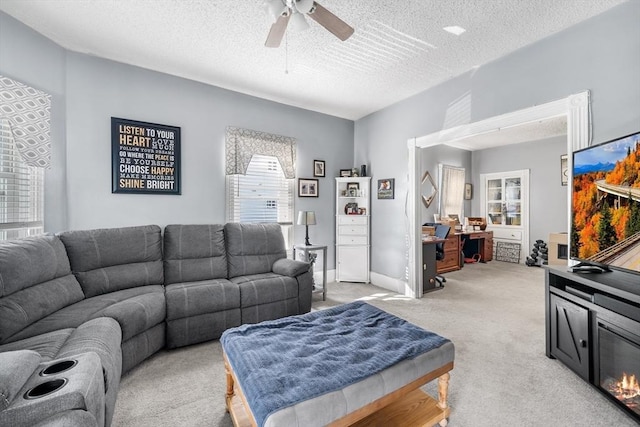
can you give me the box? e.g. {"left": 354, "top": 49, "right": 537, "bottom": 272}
{"left": 225, "top": 359, "right": 234, "bottom": 413}
{"left": 437, "top": 372, "right": 450, "bottom": 426}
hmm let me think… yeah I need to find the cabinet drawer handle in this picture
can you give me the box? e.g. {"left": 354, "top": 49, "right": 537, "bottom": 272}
{"left": 579, "top": 339, "right": 587, "bottom": 348}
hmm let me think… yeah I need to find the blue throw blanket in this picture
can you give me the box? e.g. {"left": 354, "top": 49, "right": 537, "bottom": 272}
{"left": 221, "top": 301, "right": 450, "bottom": 427}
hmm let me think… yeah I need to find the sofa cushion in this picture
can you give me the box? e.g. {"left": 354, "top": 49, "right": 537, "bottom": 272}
{"left": 0, "top": 349, "right": 41, "bottom": 411}
{"left": 58, "top": 225, "right": 163, "bottom": 297}
{"left": 272, "top": 258, "right": 310, "bottom": 277}
{"left": 165, "top": 279, "right": 240, "bottom": 321}
{"left": 231, "top": 273, "right": 299, "bottom": 307}
{"left": 0, "top": 318, "right": 122, "bottom": 427}
{"left": 5, "top": 286, "right": 165, "bottom": 344}
{"left": 163, "top": 224, "right": 227, "bottom": 284}
{"left": 0, "top": 235, "right": 84, "bottom": 344}
{"left": 224, "top": 223, "right": 287, "bottom": 279}
{"left": 32, "top": 410, "right": 98, "bottom": 427}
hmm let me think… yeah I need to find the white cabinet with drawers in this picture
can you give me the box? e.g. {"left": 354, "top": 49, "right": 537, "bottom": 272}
{"left": 335, "top": 177, "right": 371, "bottom": 282}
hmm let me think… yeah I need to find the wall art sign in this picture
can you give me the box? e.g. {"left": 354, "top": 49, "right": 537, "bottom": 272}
{"left": 111, "top": 117, "right": 181, "bottom": 195}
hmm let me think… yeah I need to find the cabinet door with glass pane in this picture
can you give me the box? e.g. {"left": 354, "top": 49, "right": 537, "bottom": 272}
{"left": 480, "top": 170, "right": 529, "bottom": 263}
{"left": 485, "top": 176, "right": 522, "bottom": 226}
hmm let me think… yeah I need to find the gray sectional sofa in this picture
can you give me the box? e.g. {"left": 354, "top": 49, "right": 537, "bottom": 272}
{"left": 0, "top": 223, "right": 313, "bottom": 427}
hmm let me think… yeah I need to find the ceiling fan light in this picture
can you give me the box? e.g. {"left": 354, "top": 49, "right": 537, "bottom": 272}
{"left": 265, "top": 0, "right": 287, "bottom": 20}
{"left": 289, "top": 12, "right": 310, "bottom": 32}
{"left": 294, "top": 0, "right": 315, "bottom": 14}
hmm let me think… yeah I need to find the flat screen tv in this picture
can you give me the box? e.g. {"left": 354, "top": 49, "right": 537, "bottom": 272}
{"left": 570, "top": 131, "right": 640, "bottom": 275}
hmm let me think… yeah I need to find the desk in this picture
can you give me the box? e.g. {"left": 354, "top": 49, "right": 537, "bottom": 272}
{"left": 435, "top": 230, "right": 493, "bottom": 274}
{"left": 422, "top": 238, "right": 446, "bottom": 293}
{"left": 293, "top": 244, "right": 327, "bottom": 301}
{"left": 460, "top": 230, "right": 493, "bottom": 263}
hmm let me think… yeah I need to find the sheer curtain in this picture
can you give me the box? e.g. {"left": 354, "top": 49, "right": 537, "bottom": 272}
{"left": 439, "top": 164, "right": 465, "bottom": 221}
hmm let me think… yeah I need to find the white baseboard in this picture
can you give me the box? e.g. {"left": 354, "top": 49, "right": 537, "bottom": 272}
{"left": 369, "top": 272, "right": 409, "bottom": 295}
{"left": 320, "top": 271, "right": 414, "bottom": 298}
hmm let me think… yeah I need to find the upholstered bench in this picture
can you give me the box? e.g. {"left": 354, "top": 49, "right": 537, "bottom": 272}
{"left": 221, "top": 301, "right": 455, "bottom": 427}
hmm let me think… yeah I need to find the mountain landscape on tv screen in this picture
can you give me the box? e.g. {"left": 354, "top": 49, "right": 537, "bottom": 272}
{"left": 573, "top": 162, "right": 616, "bottom": 175}
{"left": 571, "top": 137, "right": 640, "bottom": 272}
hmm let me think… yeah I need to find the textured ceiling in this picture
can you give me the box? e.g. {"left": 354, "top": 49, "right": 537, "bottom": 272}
{"left": 0, "top": 0, "right": 627, "bottom": 120}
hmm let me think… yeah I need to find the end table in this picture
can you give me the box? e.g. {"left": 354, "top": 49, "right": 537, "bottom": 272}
{"left": 293, "top": 244, "right": 327, "bottom": 301}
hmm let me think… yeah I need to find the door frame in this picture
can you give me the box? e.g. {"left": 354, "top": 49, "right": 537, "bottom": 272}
{"left": 406, "top": 91, "right": 591, "bottom": 297}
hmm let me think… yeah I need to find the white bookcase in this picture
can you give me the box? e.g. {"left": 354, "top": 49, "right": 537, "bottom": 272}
{"left": 480, "top": 169, "right": 529, "bottom": 263}
{"left": 335, "top": 177, "right": 371, "bottom": 283}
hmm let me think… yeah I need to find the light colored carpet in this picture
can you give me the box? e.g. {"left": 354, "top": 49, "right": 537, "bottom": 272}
{"left": 112, "top": 261, "right": 636, "bottom": 426}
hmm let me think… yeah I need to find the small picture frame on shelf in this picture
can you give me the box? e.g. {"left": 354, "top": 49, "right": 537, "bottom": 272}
{"left": 313, "top": 160, "right": 325, "bottom": 177}
{"left": 347, "top": 182, "right": 359, "bottom": 190}
{"left": 298, "top": 178, "right": 319, "bottom": 197}
{"left": 344, "top": 202, "right": 358, "bottom": 214}
{"left": 340, "top": 169, "right": 352, "bottom": 177}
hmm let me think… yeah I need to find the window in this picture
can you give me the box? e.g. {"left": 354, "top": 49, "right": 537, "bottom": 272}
{"left": 226, "top": 154, "right": 294, "bottom": 249}
{"left": 439, "top": 164, "right": 465, "bottom": 221}
{"left": 225, "top": 127, "right": 297, "bottom": 250}
{"left": 0, "top": 119, "right": 44, "bottom": 240}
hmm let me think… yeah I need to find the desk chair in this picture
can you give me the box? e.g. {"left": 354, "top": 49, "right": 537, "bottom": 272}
{"left": 433, "top": 224, "right": 451, "bottom": 287}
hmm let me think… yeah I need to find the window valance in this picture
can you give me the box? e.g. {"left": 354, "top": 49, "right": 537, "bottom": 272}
{"left": 0, "top": 76, "right": 51, "bottom": 169}
{"left": 225, "top": 126, "right": 296, "bottom": 179}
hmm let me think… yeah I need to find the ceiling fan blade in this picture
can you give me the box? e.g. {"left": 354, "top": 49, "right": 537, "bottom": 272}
{"left": 265, "top": 13, "right": 290, "bottom": 48}
{"left": 308, "top": 2, "right": 354, "bottom": 41}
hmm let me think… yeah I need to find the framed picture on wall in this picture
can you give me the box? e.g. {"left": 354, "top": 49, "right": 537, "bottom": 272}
{"left": 111, "top": 117, "right": 181, "bottom": 195}
{"left": 464, "top": 183, "right": 473, "bottom": 200}
{"left": 377, "top": 178, "right": 394, "bottom": 199}
{"left": 313, "top": 160, "right": 325, "bottom": 177}
{"left": 560, "top": 154, "right": 568, "bottom": 186}
{"left": 298, "top": 178, "right": 319, "bottom": 197}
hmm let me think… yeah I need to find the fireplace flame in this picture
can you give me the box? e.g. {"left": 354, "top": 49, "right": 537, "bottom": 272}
{"left": 616, "top": 373, "right": 640, "bottom": 400}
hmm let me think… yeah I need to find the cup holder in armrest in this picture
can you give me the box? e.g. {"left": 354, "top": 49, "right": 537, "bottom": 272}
{"left": 40, "top": 359, "right": 77, "bottom": 376}
{"left": 24, "top": 378, "right": 68, "bottom": 399}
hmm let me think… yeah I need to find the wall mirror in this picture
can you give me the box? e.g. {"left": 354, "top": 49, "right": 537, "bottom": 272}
{"left": 438, "top": 164, "right": 465, "bottom": 220}
{"left": 421, "top": 171, "right": 437, "bottom": 208}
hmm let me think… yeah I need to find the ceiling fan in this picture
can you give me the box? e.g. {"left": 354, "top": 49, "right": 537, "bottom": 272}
{"left": 263, "top": 0, "right": 354, "bottom": 47}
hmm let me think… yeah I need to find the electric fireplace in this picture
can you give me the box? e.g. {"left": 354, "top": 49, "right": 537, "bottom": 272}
{"left": 546, "top": 267, "right": 640, "bottom": 424}
{"left": 595, "top": 319, "right": 640, "bottom": 421}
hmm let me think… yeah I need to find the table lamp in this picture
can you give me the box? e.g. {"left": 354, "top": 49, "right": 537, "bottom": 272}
{"left": 297, "top": 211, "right": 316, "bottom": 246}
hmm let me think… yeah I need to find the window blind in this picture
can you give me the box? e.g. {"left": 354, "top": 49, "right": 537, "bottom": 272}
{"left": 226, "top": 154, "right": 294, "bottom": 248}
{"left": 0, "top": 119, "right": 44, "bottom": 240}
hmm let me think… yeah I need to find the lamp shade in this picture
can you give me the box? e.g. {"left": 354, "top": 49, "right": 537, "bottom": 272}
{"left": 297, "top": 211, "right": 316, "bottom": 225}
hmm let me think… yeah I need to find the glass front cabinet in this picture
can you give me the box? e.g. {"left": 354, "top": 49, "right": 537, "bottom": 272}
{"left": 480, "top": 170, "right": 529, "bottom": 263}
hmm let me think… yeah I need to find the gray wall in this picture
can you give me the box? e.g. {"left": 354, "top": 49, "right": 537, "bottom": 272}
{"left": 355, "top": 1, "right": 640, "bottom": 280}
{"left": 0, "top": 13, "right": 68, "bottom": 233}
{"left": 0, "top": 12, "right": 353, "bottom": 269}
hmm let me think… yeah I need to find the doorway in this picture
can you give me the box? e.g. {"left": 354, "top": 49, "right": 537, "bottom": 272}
{"left": 406, "top": 91, "right": 591, "bottom": 297}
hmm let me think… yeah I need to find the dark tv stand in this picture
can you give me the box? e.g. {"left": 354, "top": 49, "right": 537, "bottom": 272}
{"left": 568, "top": 262, "right": 611, "bottom": 274}
{"left": 545, "top": 266, "right": 640, "bottom": 422}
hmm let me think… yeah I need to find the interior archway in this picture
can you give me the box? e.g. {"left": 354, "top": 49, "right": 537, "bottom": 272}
{"left": 405, "top": 91, "right": 591, "bottom": 297}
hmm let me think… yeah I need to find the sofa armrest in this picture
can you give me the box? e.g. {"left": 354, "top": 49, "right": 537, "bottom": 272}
{"left": 0, "top": 350, "right": 41, "bottom": 410}
{"left": 272, "top": 258, "right": 309, "bottom": 278}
